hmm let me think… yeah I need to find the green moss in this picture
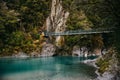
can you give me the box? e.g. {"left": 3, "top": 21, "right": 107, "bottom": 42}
{"left": 96, "top": 58, "right": 109, "bottom": 74}
{"left": 96, "top": 48, "right": 115, "bottom": 74}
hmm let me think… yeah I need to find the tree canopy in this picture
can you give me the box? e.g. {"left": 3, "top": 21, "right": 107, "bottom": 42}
{"left": 0, "top": 0, "right": 120, "bottom": 56}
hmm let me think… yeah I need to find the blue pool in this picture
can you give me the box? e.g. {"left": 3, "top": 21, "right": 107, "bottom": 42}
{"left": 0, "top": 56, "right": 97, "bottom": 80}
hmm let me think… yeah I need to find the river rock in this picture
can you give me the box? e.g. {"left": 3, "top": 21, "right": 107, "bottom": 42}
{"left": 72, "top": 46, "right": 81, "bottom": 56}
{"left": 13, "top": 52, "right": 29, "bottom": 58}
{"left": 95, "top": 49, "right": 120, "bottom": 80}
{"left": 72, "top": 46, "right": 89, "bottom": 57}
{"left": 93, "top": 48, "right": 102, "bottom": 56}
{"left": 81, "top": 46, "right": 89, "bottom": 57}
{"left": 40, "top": 43, "right": 56, "bottom": 57}
{"left": 30, "top": 52, "right": 40, "bottom": 57}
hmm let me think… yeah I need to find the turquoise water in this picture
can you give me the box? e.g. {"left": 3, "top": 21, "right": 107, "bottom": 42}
{"left": 0, "top": 56, "right": 97, "bottom": 80}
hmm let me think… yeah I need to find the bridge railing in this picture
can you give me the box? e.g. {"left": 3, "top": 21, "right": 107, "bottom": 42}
{"left": 44, "top": 28, "right": 113, "bottom": 36}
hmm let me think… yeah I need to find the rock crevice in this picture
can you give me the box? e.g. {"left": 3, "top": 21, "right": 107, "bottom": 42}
{"left": 41, "top": 0, "right": 69, "bottom": 56}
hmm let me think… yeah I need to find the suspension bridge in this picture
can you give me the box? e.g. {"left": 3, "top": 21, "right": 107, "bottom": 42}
{"left": 42, "top": 28, "right": 113, "bottom": 37}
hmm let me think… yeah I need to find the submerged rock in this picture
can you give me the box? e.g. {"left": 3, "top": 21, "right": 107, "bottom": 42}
{"left": 95, "top": 71, "right": 115, "bottom": 80}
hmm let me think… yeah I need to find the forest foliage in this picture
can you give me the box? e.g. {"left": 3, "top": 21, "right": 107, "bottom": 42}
{"left": 0, "top": 0, "right": 120, "bottom": 56}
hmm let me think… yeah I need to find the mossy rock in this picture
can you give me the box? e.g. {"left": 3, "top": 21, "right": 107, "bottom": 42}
{"left": 96, "top": 50, "right": 113, "bottom": 74}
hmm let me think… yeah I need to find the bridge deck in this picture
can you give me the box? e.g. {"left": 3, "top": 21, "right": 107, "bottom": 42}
{"left": 44, "top": 29, "right": 113, "bottom": 36}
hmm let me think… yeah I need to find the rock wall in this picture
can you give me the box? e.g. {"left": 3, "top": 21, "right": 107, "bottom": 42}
{"left": 40, "top": 43, "right": 56, "bottom": 57}
{"left": 72, "top": 46, "right": 107, "bottom": 57}
{"left": 40, "top": 0, "right": 69, "bottom": 56}
{"left": 46, "top": 0, "right": 69, "bottom": 47}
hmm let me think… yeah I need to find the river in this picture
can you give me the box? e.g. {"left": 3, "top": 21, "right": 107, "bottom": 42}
{"left": 0, "top": 56, "right": 97, "bottom": 80}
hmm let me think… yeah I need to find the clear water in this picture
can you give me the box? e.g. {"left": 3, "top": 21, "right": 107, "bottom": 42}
{"left": 0, "top": 56, "right": 97, "bottom": 80}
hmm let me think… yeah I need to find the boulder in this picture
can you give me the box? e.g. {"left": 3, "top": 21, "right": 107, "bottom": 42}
{"left": 13, "top": 52, "right": 29, "bottom": 58}
{"left": 72, "top": 46, "right": 81, "bottom": 56}
{"left": 40, "top": 43, "right": 56, "bottom": 57}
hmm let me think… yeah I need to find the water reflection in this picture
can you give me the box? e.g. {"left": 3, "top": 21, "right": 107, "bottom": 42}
{"left": 0, "top": 56, "right": 97, "bottom": 80}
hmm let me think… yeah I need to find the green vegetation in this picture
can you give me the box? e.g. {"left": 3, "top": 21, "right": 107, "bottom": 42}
{"left": 96, "top": 58, "right": 109, "bottom": 74}
{"left": 96, "top": 48, "right": 117, "bottom": 74}
{"left": 96, "top": 55, "right": 110, "bottom": 74}
{"left": 0, "top": 0, "right": 120, "bottom": 58}
{"left": 0, "top": 0, "right": 50, "bottom": 56}
{"left": 0, "top": 0, "right": 120, "bottom": 77}
{"left": 62, "top": 0, "right": 118, "bottom": 53}
{"left": 64, "top": 0, "right": 120, "bottom": 75}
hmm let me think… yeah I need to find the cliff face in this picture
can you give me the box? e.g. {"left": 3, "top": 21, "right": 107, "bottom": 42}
{"left": 40, "top": 0, "right": 69, "bottom": 56}
{"left": 46, "top": 0, "right": 69, "bottom": 47}
{"left": 46, "top": 0, "right": 69, "bottom": 32}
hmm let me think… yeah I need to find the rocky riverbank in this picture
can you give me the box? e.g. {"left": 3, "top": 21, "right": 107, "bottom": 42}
{"left": 72, "top": 45, "right": 107, "bottom": 57}
{"left": 11, "top": 43, "right": 56, "bottom": 58}
{"left": 83, "top": 57, "right": 120, "bottom": 80}
{"left": 82, "top": 48, "right": 120, "bottom": 80}
{"left": 79, "top": 48, "right": 120, "bottom": 80}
